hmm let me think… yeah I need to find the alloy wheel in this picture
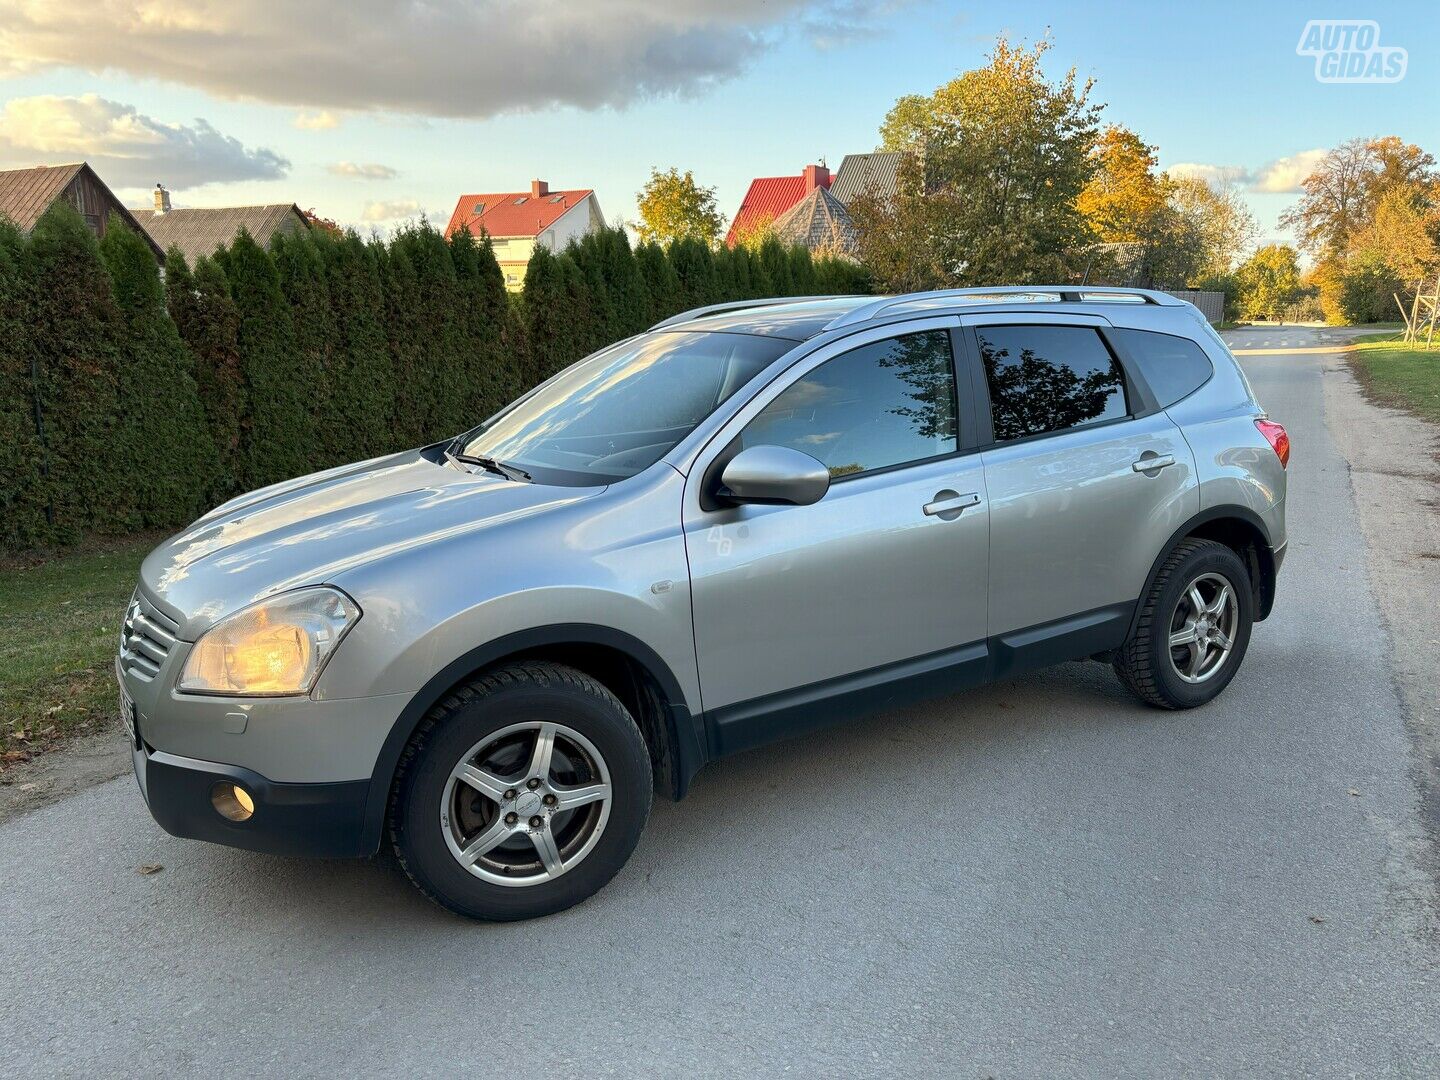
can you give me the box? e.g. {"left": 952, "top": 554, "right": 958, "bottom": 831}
{"left": 1167, "top": 571, "right": 1239, "bottom": 684}
{"left": 440, "top": 721, "right": 612, "bottom": 887}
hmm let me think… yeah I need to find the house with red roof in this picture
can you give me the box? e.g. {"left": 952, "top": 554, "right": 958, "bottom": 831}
{"left": 724, "top": 164, "right": 830, "bottom": 247}
{"left": 444, "top": 180, "right": 604, "bottom": 290}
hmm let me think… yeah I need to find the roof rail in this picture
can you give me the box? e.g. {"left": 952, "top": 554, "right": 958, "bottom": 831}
{"left": 823, "top": 286, "right": 1180, "bottom": 330}
{"left": 649, "top": 295, "right": 849, "bottom": 331}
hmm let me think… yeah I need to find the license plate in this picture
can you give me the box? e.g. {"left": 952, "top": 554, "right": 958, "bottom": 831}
{"left": 119, "top": 684, "right": 138, "bottom": 749}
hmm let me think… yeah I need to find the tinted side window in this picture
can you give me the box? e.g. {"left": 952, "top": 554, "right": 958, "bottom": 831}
{"left": 976, "top": 326, "right": 1127, "bottom": 442}
{"left": 741, "top": 331, "right": 957, "bottom": 477}
{"left": 1111, "top": 328, "right": 1213, "bottom": 407}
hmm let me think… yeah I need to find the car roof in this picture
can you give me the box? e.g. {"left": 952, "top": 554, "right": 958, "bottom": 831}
{"left": 669, "top": 296, "right": 874, "bottom": 340}
{"left": 655, "top": 288, "right": 1193, "bottom": 342}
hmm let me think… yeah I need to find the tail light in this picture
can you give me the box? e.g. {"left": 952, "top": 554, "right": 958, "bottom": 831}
{"left": 1255, "top": 419, "right": 1289, "bottom": 469}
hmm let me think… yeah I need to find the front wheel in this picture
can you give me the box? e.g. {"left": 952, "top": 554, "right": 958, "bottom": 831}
{"left": 1114, "top": 538, "right": 1254, "bottom": 709}
{"left": 388, "top": 662, "right": 652, "bottom": 920}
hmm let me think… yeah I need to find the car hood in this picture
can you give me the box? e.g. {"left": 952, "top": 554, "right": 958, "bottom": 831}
{"left": 139, "top": 450, "right": 603, "bottom": 639}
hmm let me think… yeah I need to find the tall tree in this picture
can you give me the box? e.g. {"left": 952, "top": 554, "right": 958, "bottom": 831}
{"left": 448, "top": 225, "right": 509, "bottom": 421}
{"left": 223, "top": 228, "right": 311, "bottom": 489}
{"left": 0, "top": 218, "right": 51, "bottom": 548}
{"left": 1280, "top": 137, "right": 1437, "bottom": 258}
{"left": 323, "top": 232, "right": 395, "bottom": 458}
{"left": 272, "top": 229, "right": 338, "bottom": 465}
{"left": 635, "top": 167, "right": 726, "bottom": 247}
{"left": 1168, "top": 175, "right": 1258, "bottom": 279}
{"left": 668, "top": 237, "right": 720, "bottom": 309}
{"left": 101, "top": 221, "right": 216, "bottom": 526}
{"left": 634, "top": 240, "right": 681, "bottom": 323}
{"left": 22, "top": 203, "right": 132, "bottom": 537}
{"left": 857, "top": 36, "right": 1102, "bottom": 288}
{"left": 376, "top": 234, "right": 427, "bottom": 448}
{"left": 167, "top": 249, "right": 247, "bottom": 501}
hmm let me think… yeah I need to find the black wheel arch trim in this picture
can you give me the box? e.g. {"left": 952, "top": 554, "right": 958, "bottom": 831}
{"left": 1129, "top": 504, "right": 1280, "bottom": 640}
{"left": 358, "top": 624, "right": 704, "bottom": 857}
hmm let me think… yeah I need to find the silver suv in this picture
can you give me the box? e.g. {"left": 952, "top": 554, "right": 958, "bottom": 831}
{"left": 119, "top": 288, "right": 1289, "bottom": 920}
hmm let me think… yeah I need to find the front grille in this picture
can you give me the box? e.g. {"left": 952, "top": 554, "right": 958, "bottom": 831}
{"left": 119, "top": 591, "right": 181, "bottom": 681}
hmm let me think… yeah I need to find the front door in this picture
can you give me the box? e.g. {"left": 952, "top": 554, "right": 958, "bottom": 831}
{"left": 683, "top": 320, "right": 990, "bottom": 753}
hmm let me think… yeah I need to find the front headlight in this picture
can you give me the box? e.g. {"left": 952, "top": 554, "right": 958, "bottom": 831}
{"left": 178, "top": 587, "right": 361, "bottom": 697}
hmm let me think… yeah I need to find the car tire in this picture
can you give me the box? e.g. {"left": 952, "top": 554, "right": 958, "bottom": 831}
{"left": 1114, "top": 538, "right": 1254, "bottom": 710}
{"left": 388, "top": 661, "right": 652, "bottom": 920}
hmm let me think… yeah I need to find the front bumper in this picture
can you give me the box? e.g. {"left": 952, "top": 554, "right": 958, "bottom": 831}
{"left": 131, "top": 737, "right": 373, "bottom": 859}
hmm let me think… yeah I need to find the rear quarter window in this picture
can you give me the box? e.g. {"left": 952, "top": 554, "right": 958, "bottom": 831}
{"left": 1111, "top": 328, "right": 1214, "bottom": 407}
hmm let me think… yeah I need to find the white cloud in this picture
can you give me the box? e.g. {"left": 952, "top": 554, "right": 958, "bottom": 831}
{"left": 1249, "top": 149, "right": 1328, "bottom": 194}
{"left": 329, "top": 161, "right": 399, "bottom": 180}
{"left": 361, "top": 199, "right": 422, "bottom": 222}
{"left": 0, "top": 93, "right": 287, "bottom": 187}
{"left": 0, "top": 1, "right": 882, "bottom": 119}
{"left": 1166, "top": 148, "right": 1328, "bottom": 195}
{"left": 1166, "top": 163, "right": 1248, "bottom": 188}
{"left": 293, "top": 110, "right": 340, "bottom": 131}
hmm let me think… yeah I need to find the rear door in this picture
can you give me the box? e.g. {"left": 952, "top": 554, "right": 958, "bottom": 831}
{"left": 961, "top": 314, "right": 1198, "bottom": 650}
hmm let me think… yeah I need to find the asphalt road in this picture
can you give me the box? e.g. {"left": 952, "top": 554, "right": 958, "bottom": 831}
{"left": 3, "top": 327, "right": 1436, "bottom": 1077}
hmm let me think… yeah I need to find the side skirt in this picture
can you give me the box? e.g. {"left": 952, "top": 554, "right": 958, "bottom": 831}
{"left": 703, "top": 602, "right": 1135, "bottom": 760}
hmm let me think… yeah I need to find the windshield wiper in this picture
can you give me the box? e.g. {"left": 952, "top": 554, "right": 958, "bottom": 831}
{"left": 452, "top": 452, "right": 532, "bottom": 483}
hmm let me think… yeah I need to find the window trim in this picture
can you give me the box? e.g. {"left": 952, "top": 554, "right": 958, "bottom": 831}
{"left": 687, "top": 317, "right": 977, "bottom": 512}
{"left": 957, "top": 316, "right": 1155, "bottom": 451}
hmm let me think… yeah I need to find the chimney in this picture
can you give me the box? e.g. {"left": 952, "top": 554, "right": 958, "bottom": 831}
{"left": 802, "top": 164, "right": 830, "bottom": 192}
{"left": 530, "top": 179, "right": 549, "bottom": 198}
{"left": 153, "top": 183, "right": 171, "bottom": 214}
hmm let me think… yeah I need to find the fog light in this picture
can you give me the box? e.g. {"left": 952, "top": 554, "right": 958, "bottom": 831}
{"left": 211, "top": 782, "right": 255, "bottom": 822}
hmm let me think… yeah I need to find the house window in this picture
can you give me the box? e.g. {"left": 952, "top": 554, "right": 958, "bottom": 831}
{"left": 473, "top": 202, "right": 485, "bottom": 214}
{"left": 514, "top": 196, "right": 527, "bottom": 205}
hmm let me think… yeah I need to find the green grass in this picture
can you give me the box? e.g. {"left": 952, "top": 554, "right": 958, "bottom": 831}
{"left": 1346, "top": 332, "right": 1440, "bottom": 424}
{"left": 0, "top": 534, "right": 160, "bottom": 763}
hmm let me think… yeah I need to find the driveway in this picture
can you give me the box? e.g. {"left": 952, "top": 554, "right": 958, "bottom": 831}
{"left": 2, "top": 327, "right": 1436, "bottom": 1077}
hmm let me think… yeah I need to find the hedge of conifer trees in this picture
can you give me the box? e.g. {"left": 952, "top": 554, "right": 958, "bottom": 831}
{"left": 0, "top": 203, "right": 869, "bottom": 552}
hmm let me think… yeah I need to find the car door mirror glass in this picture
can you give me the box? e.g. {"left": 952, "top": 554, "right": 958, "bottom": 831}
{"left": 719, "top": 445, "right": 830, "bottom": 506}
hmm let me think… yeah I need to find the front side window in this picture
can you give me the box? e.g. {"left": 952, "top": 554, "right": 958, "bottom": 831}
{"left": 740, "top": 331, "right": 958, "bottom": 478}
{"left": 976, "top": 326, "right": 1128, "bottom": 443}
{"left": 457, "top": 331, "right": 790, "bottom": 485}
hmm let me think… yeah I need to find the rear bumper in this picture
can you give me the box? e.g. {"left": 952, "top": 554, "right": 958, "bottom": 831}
{"left": 132, "top": 740, "right": 372, "bottom": 859}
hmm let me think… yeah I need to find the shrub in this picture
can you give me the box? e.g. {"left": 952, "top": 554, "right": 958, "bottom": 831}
{"left": 634, "top": 241, "right": 680, "bottom": 323}
{"left": 1336, "top": 250, "right": 1402, "bottom": 324}
{"left": 0, "top": 218, "right": 52, "bottom": 549}
{"left": 167, "top": 250, "right": 246, "bottom": 501}
{"left": 223, "top": 228, "right": 312, "bottom": 489}
{"left": 322, "top": 232, "right": 395, "bottom": 459}
{"left": 100, "top": 220, "right": 217, "bottom": 526}
{"left": 22, "top": 203, "right": 132, "bottom": 537}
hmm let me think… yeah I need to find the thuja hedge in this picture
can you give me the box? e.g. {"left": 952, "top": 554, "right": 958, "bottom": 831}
{"left": 0, "top": 202, "right": 869, "bottom": 551}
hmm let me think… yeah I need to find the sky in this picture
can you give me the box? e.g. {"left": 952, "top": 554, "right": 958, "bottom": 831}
{"left": 0, "top": 1, "right": 1432, "bottom": 250}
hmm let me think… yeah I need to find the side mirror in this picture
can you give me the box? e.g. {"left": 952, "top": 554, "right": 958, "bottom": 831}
{"left": 718, "top": 445, "right": 830, "bottom": 507}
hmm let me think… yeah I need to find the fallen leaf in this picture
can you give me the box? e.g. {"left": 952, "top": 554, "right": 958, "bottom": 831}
{"left": 1347, "top": 789, "right": 1361, "bottom": 797}
{"left": 1, "top": 750, "right": 30, "bottom": 764}
{"left": 137, "top": 864, "right": 164, "bottom": 876}
{"left": 1308, "top": 915, "right": 1327, "bottom": 925}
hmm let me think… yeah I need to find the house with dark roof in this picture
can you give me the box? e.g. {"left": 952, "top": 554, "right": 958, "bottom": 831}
{"left": 0, "top": 162, "right": 163, "bottom": 259}
{"left": 445, "top": 180, "right": 604, "bottom": 290}
{"left": 769, "top": 185, "right": 859, "bottom": 258}
{"left": 132, "top": 185, "right": 309, "bottom": 267}
{"left": 725, "top": 164, "right": 830, "bottom": 247}
{"left": 830, "top": 151, "right": 907, "bottom": 207}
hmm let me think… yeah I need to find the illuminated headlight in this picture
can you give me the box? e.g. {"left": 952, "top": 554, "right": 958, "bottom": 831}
{"left": 178, "top": 587, "right": 360, "bottom": 697}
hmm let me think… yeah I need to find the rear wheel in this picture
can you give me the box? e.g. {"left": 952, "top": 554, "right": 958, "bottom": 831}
{"left": 388, "top": 662, "right": 652, "bottom": 920}
{"left": 1114, "top": 539, "right": 1254, "bottom": 709}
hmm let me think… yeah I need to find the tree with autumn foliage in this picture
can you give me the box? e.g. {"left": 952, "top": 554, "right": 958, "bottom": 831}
{"left": 853, "top": 37, "right": 1102, "bottom": 289}
{"left": 635, "top": 167, "right": 726, "bottom": 248}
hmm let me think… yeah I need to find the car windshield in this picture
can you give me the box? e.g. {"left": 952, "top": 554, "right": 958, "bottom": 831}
{"left": 453, "top": 330, "right": 792, "bottom": 485}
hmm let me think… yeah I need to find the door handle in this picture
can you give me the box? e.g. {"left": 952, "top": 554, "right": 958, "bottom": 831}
{"left": 1132, "top": 453, "right": 1176, "bottom": 474}
{"left": 923, "top": 491, "right": 981, "bottom": 519}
